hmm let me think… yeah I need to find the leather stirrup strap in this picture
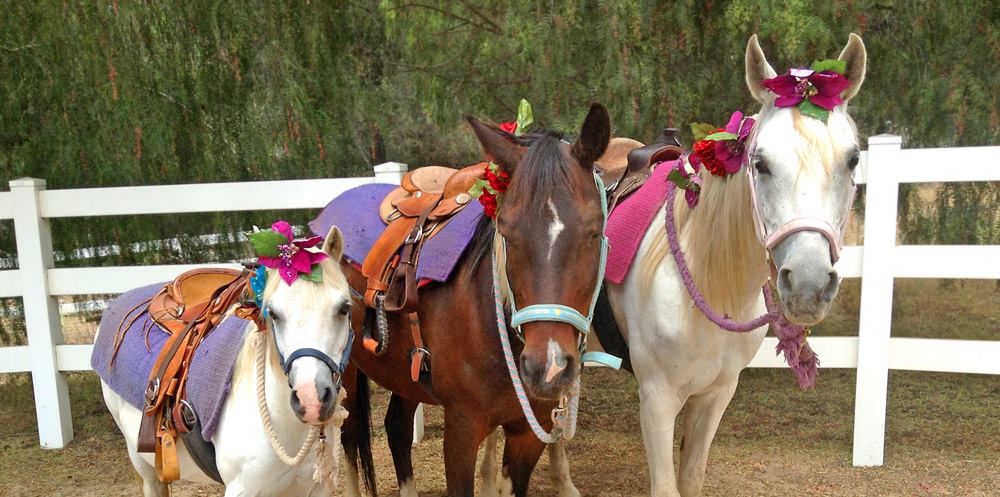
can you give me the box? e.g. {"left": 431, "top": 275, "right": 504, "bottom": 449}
{"left": 408, "top": 311, "right": 429, "bottom": 382}
{"left": 386, "top": 201, "right": 437, "bottom": 313}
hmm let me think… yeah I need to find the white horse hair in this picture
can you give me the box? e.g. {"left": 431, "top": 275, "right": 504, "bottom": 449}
{"left": 480, "top": 33, "right": 867, "bottom": 497}
{"left": 99, "top": 226, "right": 354, "bottom": 497}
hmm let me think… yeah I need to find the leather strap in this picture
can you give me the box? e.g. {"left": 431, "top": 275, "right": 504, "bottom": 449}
{"left": 385, "top": 201, "right": 437, "bottom": 313}
{"left": 407, "top": 312, "right": 429, "bottom": 382}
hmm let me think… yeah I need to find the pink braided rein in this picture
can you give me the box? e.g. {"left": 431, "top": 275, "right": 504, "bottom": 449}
{"left": 664, "top": 183, "right": 819, "bottom": 388}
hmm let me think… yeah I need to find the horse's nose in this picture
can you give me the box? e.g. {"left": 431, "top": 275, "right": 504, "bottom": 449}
{"left": 778, "top": 265, "right": 839, "bottom": 305}
{"left": 290, "top": 370, "right": 339, "bottom": 424}
{"left": 519, "top": 350, "right": 577, "bottom": 400}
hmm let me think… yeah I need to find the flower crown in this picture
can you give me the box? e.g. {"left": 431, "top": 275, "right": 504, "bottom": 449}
{"left": 248, "top": 220, "right": 327, "bottom": 285}
{"left": 762, "top": 59, "right": 851, "bottom": 122}
{"left": 468, "top": 99, "right": 533, "bottom": 218}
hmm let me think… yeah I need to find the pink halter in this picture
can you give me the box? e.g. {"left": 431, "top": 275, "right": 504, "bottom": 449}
{"left": 743, "top": 135, "right": 855, "bottom": 264}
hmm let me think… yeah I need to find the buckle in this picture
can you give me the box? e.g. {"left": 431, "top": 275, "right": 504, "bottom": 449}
{"left": 178, "top": 400, "right": 197, "bottom": 431}
{"left": 404, "top": 227, "right": 423, "bottom": 245}
{"left": 144, "top": 378, "right": 160, "bottom": 408}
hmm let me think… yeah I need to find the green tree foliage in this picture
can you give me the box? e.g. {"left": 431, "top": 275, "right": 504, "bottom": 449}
{"left": 0, "top": 0, "right": 997, "bottom": 267}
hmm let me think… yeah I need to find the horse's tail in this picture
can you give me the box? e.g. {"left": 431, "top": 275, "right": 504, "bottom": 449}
{"left": 355, "top": 368, "right": 377, "bottom": 496}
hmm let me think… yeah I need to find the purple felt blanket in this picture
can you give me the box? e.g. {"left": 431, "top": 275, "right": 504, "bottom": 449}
{"left": 91, "top": 283, "right": 251, "bottom": 441}
{"left": 605, "top": 160, "right": 676, "bottom": 284}
{"left": 309, "top": 183, "right": 484, "bottom": 282}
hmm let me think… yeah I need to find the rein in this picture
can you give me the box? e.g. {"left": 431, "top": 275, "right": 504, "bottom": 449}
{"left": 492, "top": 171, "right": 620, "bottom": 444}
{"left": 663, "top": 181, "right": 820, "bottom": 388}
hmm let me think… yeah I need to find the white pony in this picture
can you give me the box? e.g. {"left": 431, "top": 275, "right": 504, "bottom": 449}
{"left": 99, "top": 227, "right": 354, "bottom": 497}
{"left": 480, "top": 34, "right": 867, "bottom": 497}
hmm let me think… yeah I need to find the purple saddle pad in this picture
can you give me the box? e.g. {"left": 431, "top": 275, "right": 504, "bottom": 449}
{"left": 91, "top": 283, "right": 251, "bottom": 441}
{"left": 309, "top": 183, "right": 484, "bottom": 283}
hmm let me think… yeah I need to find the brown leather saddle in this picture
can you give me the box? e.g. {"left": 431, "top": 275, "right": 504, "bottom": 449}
{"left": 595, "top": 128, "right": 685, "bottom": 211}
{"left": 359, "top": 162, "right": 486, "bottom": 381}
{"left": 110, "top": 266, "right": 256, "bottom": 484}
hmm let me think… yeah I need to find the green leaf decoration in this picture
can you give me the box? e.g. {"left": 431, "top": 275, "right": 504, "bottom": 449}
{"left": 515, "top": 99, "right": 533, "bottom": 136}
{"left": 798, "top": 100, "right": 830, "bottom": 122}
{"left": 703, "top": 131, "right": 738, "bottom": 141}
{"left": 248, "top": 230, "right": 287, "bottom": 257}
{"left": 301, "top": 264, "right": 324, "bottom": 283}
{"left": 811, "top": 59, "right": 846, "bottom": 74}
{"left": 666, "top": 168, "right": 692, "bottom": 189}
{"left": 690, "top": 122, "right": 716, "bottom": 141}
{"left": 468, "top": 180, "right": 486, "bottom": 198}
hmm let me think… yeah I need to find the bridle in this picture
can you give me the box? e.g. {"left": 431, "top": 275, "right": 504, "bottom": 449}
{"left": 742, "top": 130, "right": 856, "bottom": 264}
{"left": 492, "top": 168, "right": 620, "bottom": 444}
{"left": 496, "top": 170, "right": 620, "bottom": 369}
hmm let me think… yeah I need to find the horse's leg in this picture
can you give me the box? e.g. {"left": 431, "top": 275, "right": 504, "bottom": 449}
{"left": 340, "top": 365, "right": 372, "bottom": 497}
{"left": 443, "top": 406, "right": 491, "bottom": 497}
{"left": 547, "top": 440, "right": 581, "bottom": 497}
{"left": 499, "top": 421, "right": 546, "bottom": 497}
{"left": 127, "top": 449, "right": 169, "bottom": 497}
{"left": 385, "top": 393, "right": 421, "bottom": 497}
{"left": 639, "top": 378, "right": 685, "bottom": 497}
{"left": 677, "top": 381, "right": 739, "bottom": 497}
{"left": 478, "top": 429, "right": 501, "bottom": 497}
{"left": 412, "top": 403, "right": 425, "bottom": 446}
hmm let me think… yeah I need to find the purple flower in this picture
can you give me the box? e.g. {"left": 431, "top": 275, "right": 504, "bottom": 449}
{"left": 257, "top": 220, "right": 327, "bottom": 285}
{"left": 762, "top": 69, "right": 851, "bottom": 111}
{"left": 713, "top": 112, "right": 755, "bottom": 175}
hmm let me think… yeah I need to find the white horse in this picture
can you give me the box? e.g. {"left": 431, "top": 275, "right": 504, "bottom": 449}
{"left": 98, "top": 227, "right": 354, "bottom": 497}
{"left": 480, "top": 33, "right": 867, "bottom": 497}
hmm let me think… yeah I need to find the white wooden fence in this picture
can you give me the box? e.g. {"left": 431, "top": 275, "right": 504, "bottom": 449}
{"left": 1, "top": 136, "right": 998, "bottom": 467}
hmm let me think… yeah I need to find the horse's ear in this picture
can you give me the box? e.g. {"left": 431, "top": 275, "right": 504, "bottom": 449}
{"left": 322, "top": 226, "right": 344, "bottom": 261}
{"left": 465, "top": 115, "right": 525, "bottom": 173}
{"left": 745, "top": 34, "right": 778, "bottom": 104}
{"left": 571, "top": 103, "right": 611, "bottom": 166}
{"left": 837, "top": 33, "right": 867, "bottom": 102}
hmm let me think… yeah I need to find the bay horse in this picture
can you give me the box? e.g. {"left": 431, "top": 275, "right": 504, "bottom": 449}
{"left": 539, "top": 34, "right": 868, "bottom": 497}
{"left": 98, "top": 227, "right": 354, "bottom": 497}
{"left": 339, "top": 105, "right": 612, "bottom": 497}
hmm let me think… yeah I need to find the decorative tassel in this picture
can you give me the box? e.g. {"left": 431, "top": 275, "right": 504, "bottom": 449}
{"left": 772, "top": 315, "right": 819, "bottom": 389}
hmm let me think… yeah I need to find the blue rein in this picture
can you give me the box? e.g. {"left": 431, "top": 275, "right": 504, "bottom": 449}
{"left": 501, "top": 172, "right": 622, "bottom": 370}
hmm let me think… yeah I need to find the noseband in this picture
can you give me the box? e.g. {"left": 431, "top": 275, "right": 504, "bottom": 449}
{"left": 743, "top": 135, "right": 856, "bottom": 263}
{"left": 270, "top": 322, "right": 355, "bottom": 389}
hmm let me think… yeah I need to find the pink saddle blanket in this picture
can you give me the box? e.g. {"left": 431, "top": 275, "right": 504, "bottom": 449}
{"left": 604, "top": 159, "right": 678, "bottom": 284}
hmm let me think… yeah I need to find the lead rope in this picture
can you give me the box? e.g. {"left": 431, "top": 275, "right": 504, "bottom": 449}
{"left": 253, "top": 331, "right": 347, "bottom": 492}
{"left": 492, "top": 251, "right": 581, "bottom": 444}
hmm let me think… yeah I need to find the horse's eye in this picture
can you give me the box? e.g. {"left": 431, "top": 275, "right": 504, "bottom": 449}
{"left": 847, "top": 151, "right": 860, "bottom": 171}
{"left": 754, "top": 156, "right": 770, "bottom": 175}
{"left": 337, "top": 302, "right": 352, "bottom": 316}
{"left": 268, "top": 308, "right": 280, "bottom": 322}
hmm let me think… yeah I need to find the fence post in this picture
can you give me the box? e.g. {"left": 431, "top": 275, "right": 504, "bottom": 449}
{"left": 852, "top": 135, "right": 902, "bottom": 466}
{"left": 373, "top": 162, "right": 408, "bottom": 184}
{"left": 10, "top": 178, "right": 73, "bottom": 448}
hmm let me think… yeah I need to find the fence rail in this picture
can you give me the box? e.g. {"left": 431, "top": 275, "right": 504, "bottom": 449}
{"left": 1, "top": 138, "right": 998, "bottom": 467}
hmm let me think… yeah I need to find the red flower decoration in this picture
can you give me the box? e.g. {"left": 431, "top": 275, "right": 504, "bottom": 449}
{"left": 254, "top": 221, "right": 328, "bottom": 285}
{"left": 499, "top": 121, "right": 517, "bottom": 134}
{"left": 690, "top": 128, "right": 728, "bottom": 177}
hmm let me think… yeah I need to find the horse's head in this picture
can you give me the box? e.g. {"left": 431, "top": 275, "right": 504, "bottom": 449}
{"left": 744, "top": 34, "right": 867, "bottom": 325}
{"left": 261, "top": 226, "right": 353, "bottom": 424}
{"left": 467, "top": 104, "right": 611, "bottom": 400}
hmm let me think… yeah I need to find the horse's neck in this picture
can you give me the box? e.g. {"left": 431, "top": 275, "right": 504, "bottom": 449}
{"left": 665, "top": 171, "right": 769, "bottom": 318}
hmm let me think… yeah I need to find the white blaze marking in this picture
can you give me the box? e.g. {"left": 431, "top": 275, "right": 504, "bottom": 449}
{"left": 544, "top": 338, "right": 568, "bottom": 383}
{"left": 547, "top": 198, "right": 565, "bottom": 262}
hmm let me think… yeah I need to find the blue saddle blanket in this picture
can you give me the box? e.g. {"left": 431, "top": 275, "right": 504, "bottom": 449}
{"left": 91, "top": 283, "right": 251, "bottom": 441}
{"left": 308, "top": 183, "right": 484, "bottom": 282}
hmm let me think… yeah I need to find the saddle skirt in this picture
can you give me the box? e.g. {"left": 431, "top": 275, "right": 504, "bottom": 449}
{"left": 91, "top": 282, "right": 251, "bottom": 441}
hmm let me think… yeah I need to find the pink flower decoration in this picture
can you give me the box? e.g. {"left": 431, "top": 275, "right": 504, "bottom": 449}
{"left": 713, "top": 112, "right": 755, "bottom": 175}
{"left": 256, "top": 221, "right": 327, "bottom": 285}
{"left": 762, "top": 68, "right": 851, "bottom": 111}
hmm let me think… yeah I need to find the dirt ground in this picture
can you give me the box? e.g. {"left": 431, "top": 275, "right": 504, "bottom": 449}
{"left": 1, "top": 368, "right": 997, "bottom": 497}
{"left": 1, "top": 280, "right": 998, "bottom": 496}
